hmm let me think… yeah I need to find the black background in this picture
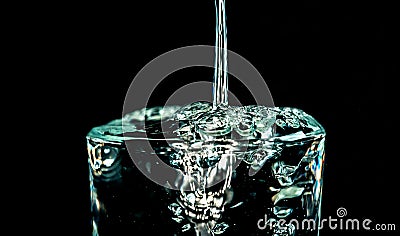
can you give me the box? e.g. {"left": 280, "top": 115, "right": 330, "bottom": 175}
{"left": 43, "top": 1, "right": 395, "bottom": 235}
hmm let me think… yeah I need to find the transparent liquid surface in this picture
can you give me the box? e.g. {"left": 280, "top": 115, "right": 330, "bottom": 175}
{"left": 87, "top": 102, "right": 325, "bottom": 236}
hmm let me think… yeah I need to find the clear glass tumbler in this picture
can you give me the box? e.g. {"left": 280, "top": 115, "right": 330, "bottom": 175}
{"left": 86, "top": 104, "right": 325, "bottom": 236}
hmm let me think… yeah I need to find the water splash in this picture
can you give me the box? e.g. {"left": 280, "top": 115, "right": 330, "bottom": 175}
{"left": 87, "top": 104, "right": 326, "bottom": 235}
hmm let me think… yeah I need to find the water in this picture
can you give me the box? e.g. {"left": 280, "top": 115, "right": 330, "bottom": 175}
{"left": 87, "top": 103, "right": 325, "bottom": 235}
{"left": 87, "top": 1, "right": 325, "bottom": 235}
{"left": 213, "top": 0, "right": 228, "bottom": 107}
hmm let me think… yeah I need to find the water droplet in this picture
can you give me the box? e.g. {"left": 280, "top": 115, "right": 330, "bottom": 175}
{"left": 213, "top": 222, "right": 229, "bottom": 234}
{"left": 182, "top": 223, "right": 191, "bottom": 232}
{"left": 273, "top": 206, "right": 293, "bottom": 218}
{"left": 93, "top": 160, "right": 101, "bottom": 169}
{"left": 168, "top": 203, "right": 183, "bottom": 216}
{"left": 276, "top": 119, "right": 286, "bottom": 128}
{"left": 172, "top": 216, "right": 184, "bottom": 223}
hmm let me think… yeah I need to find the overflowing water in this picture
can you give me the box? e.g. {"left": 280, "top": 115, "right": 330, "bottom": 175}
{"left": 87, "top": 1, "right": 325, "bottom": 235}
